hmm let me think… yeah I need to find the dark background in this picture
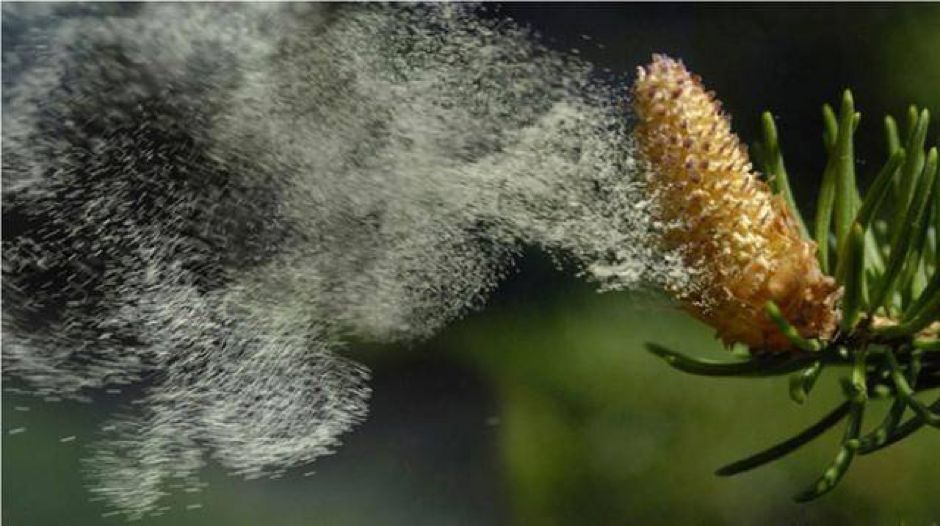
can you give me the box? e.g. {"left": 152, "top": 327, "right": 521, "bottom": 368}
{"left": 4, "top": 4, "right": 939, "bottom": 525}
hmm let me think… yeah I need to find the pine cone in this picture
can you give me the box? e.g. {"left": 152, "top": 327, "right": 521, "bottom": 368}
{"left": 632, "top": 54, "right": 841, "bottom": 351}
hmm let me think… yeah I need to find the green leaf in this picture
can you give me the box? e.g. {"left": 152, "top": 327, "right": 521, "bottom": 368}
{"left": 876, "top": 273, "right": 939, "bottom": 338}
{"left": 836, "top": 223, "right": 865, "bottom": 331}
{"left": 899, "top": 196, "right": 935, "bottom": 305}
{"left": 886, "top": 114, "right": 905, "bottom": 205}
{"left": 884, "top": 349, "right": 940, "bottom": 428}
{"left": 872, "top": 220, "right": 893, "bottom": 280}
{"left": 864, "top": 230, "right": 886, "bottom": 279}
{"left": 833, "top": 91, "right": 859, "bottom": 255}
{"left": 859, "top": 407, "right": 933, "bottom": 454}
{"left": 858, "top": 397, "right": 908, "bottom": 452}
{"left": 890, "top": 109, "right": 929, "bottom": 241}
{"left": 903, "top": 265, "right": 940, "bottom": 320}
{"left": 854, "top": 149, "right": 906, "bottom": 229}
{"left": 849, "top": 346, "right": 870, "bottom": 404}
{"left": 871, "top": 147, "right": 938, "bottom": 312}
{"left": 822, "top": 103, "right": 838, "bottom": 152}
{"left": 716, "top": 401, "right": 851, "bottom": 476}
{"left": 815, "top": 99, "right": 859, "bottom": 272}
{"left": 793, "top": 352, "right": 868, "bottom": 502}
{"left": 765, "top": 301, "right": 824, "bottom": 351}
{"left": 853, "top": 149, "right": 905, "bottom": 287}
{"left": 789, "top": 361, "right": 823, "bottom": 404}
{"left": 645, "top": 343, "right": 805, "bottom": 377}
{"left": 760, "top": 112, "right": 810, "bottom": 239}
{"left": 884, "top": 115, "right": 901, "bottom": 156}
{"left": 796, "top": 388, "right": 864, "bottom": 501}
{"left": 934, "top": 161, "right": 940, "bottom": 269}
{"left": 904, "top": 105, "right": 919, "bottom": 144}
{"left": 860, "top": 350, "right": 922, "bottom": 453}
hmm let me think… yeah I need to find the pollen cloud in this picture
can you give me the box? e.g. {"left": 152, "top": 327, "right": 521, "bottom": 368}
{"left": 2, "top": 4, "right": 688, "bottom": 517}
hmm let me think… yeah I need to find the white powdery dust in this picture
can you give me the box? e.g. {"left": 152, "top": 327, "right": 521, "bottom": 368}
{"left": 1, "top": 3, "right": 690, "bottom": 517}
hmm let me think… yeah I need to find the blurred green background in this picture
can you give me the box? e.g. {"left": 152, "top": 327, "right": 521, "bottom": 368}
{"left": 4, "top": 3, "right": 939, "bottom": 525}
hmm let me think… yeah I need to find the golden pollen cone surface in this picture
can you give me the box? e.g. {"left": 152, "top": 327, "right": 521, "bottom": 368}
{"left": 632, "top": 54, "right": 841, "bottom": 351}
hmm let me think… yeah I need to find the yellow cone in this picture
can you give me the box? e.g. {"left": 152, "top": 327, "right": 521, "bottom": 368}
{"left": 633, "top": 54, "right": 841, "bottom": 351}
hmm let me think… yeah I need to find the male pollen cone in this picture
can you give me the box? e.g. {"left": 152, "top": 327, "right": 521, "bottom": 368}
{"left": 632, "top": 54, "right": 841, "bottom": 351}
